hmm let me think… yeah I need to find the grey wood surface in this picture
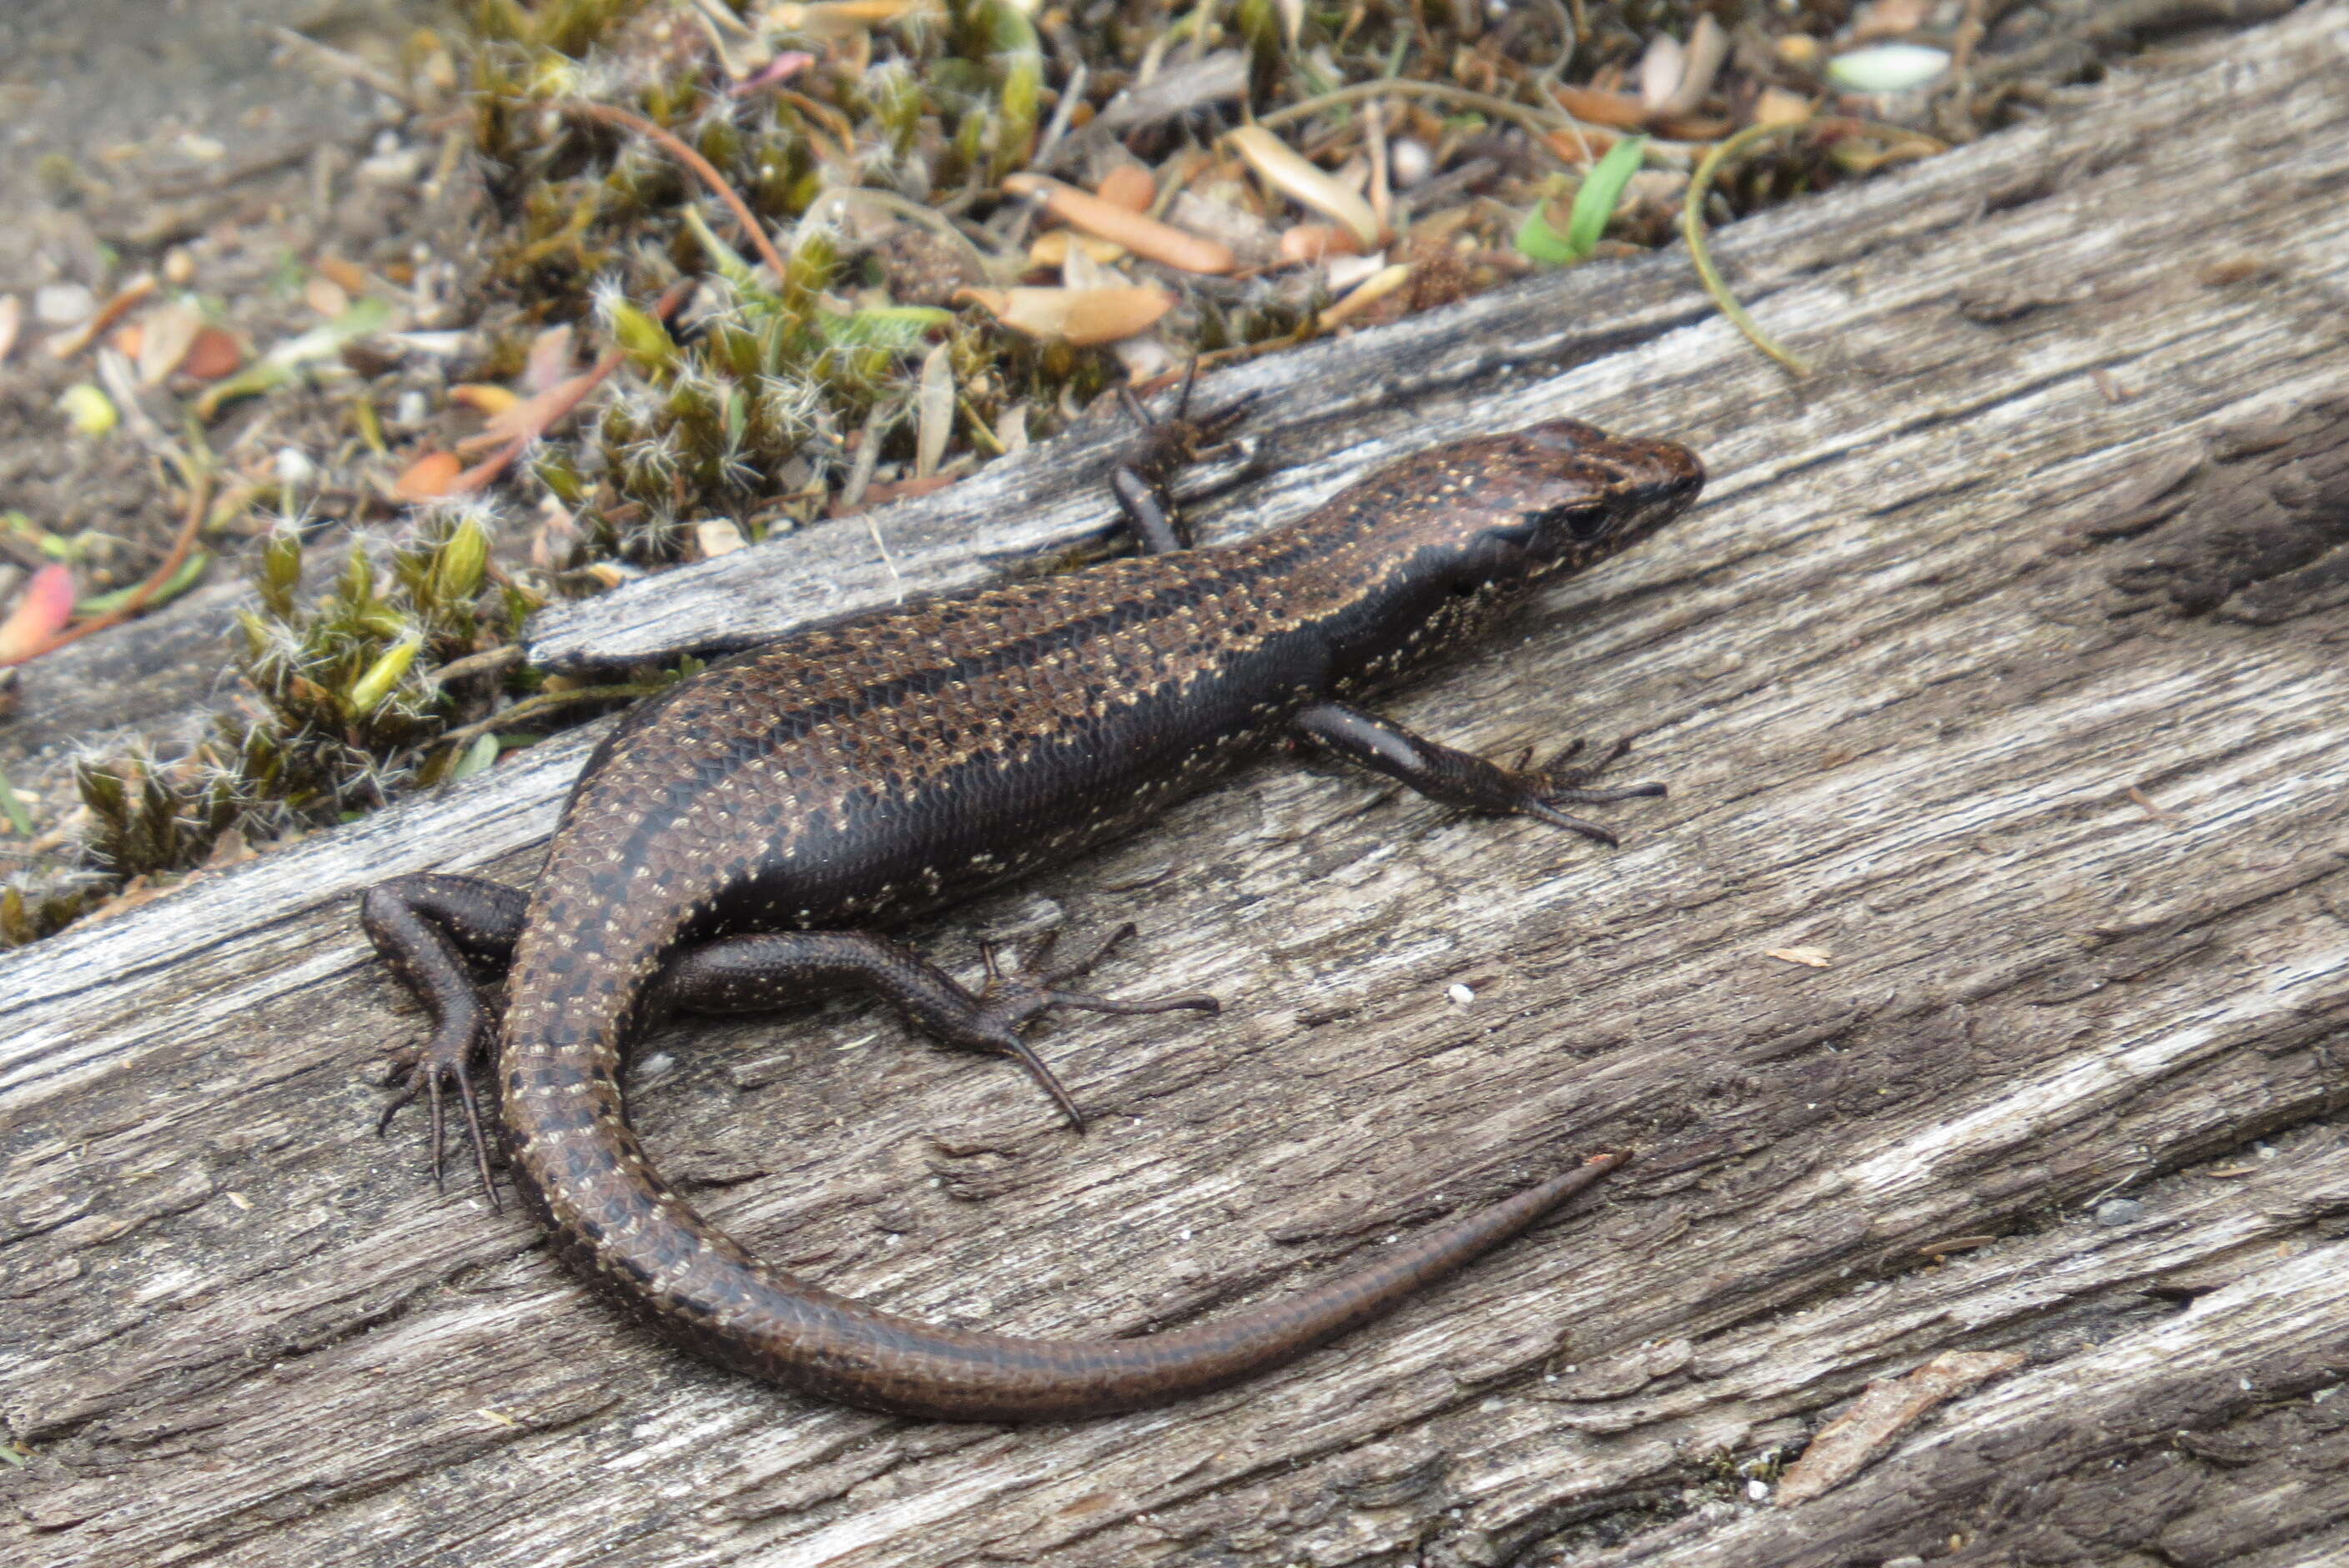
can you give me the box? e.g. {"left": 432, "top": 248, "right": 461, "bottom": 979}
{"left": 7, "top": 8, "right": 2349, "bottom": 1564}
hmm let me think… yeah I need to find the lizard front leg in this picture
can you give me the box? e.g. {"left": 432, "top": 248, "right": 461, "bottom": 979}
{"left": 1291, "top": 701, "right": 1665, "bottom": 845}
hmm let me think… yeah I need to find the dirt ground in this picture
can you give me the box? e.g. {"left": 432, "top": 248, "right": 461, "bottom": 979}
{"left": 0, "top": 0, "right": 442, "bottom": 580}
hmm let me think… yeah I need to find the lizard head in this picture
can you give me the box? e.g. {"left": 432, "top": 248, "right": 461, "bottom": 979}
{"left": 1310, "top": 420, "right": 1703, "bottom": 686}
{"left": 1438, "top": 419, "right": 1705, "bottom": 587}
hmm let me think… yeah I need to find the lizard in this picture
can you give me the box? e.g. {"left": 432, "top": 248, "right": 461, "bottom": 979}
{"left": 362, "top": 393, "right": 1703, "bottom": 1420}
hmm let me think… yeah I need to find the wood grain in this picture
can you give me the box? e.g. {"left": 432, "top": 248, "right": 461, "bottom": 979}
{"left": 7, "top": 8, "right": 2349, "bottom": 1565}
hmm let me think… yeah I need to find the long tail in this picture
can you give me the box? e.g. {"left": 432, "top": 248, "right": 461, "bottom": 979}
{"left": 503, "top": 998, "right": 1620, "bottom": 1420}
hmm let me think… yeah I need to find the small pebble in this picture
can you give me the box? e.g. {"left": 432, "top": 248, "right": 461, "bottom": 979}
{"left": 34, "top": 283, "right": 94, "bottom": 326}
{"left": 1745, "top": 1478, "right": 1769, "bottom": 1502}
{"left": 1446, "top": 983, "right": 1475, "bottom": 1006}
{"left": 2093, "top": 1198, "right": 2145, "bottom": 1227}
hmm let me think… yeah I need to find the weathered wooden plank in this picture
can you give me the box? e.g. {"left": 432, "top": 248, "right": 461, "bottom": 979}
{"left": 6, "top": 8, "right": 2349, "bottom": 1565}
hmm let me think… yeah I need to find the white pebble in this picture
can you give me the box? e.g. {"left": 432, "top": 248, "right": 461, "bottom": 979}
{"left": 34, "top": 283, "right": 94, "bottom": 325}
{"left": 1446, "top": 983, "right": 1475, "bottom": 1006}
{"left": 1826, "top": 43, "right": 1951, "bottom": 94}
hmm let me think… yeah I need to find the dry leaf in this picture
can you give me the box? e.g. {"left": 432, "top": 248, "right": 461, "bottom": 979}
{"left": 461, "top": 359, "right": 616, "bottom": 455}
{"left": 392, "top": 450, "right": 464, "bottom": 501}
{"left": 180, "top": 327, "right": 243, "bottom": 380}
{"left": 913, "top": 339, "right": 953, "bottom": 480}
{"left": 954, "top": 285, "right": 1172, "bottom": 346}
{"left": 1029, "top": 229, "right": 1129, "bottom": 269}
{"left": 1638, "top": 34, "right": 1686, "bottom": 111}
{"left": 1002, "top": 173, "right": 1235, "bottom": 274}
{"left": 315, "top": 255, "right": 371, "bottom": 295}
{"left": 1320, "top": 263, "right": 1414, "bottom": 327}
{"left": 136, "top": 303, "right": 206, "bottom": 384}
{"left": 1227, "top": 126, "right": 1381, "bottom": 246}
{"left": 305, "top": 276, "right": 352, "bottom": 319}
{"left": 1659, "top": 16, "right": 1729, "bottom": 116}
{"left": 450, "top": 384, "right": 521, "bottom": 416}
{"left": 0, "top": 565, "right": 78, "bottom": 666}
{"left": 1094, "top": 164, "right": 1156, "bottom": 213}
{"left": 1753, "top": 88, "right": 1816, "bottom": 128}
{"left": 1554, "top": 86, "right": 1650, "bottom": 130}
{"left": 1278, "top": 224, "right": 1366, "bottom": 263}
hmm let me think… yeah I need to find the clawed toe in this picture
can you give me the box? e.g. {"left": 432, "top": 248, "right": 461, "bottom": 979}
{"left": 378, "top": 1037, "right": 500, "bottom": 1209}
{"left": 1516, "top": 736, "right": 1665, "bottom": 837}
{"left": 967, "top": 922, "right": 1221, "bottom": 1132}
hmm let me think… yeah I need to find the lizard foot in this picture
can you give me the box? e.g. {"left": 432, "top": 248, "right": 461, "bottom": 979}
{"left": 970, "top": 923, "right": 1220, "bottom": 1133}
{"left": 378, "top": 1017, "right": 500, "bottom": 1209}
{"left": 1503, "top": 737, "right": 1667, "bottom": 847}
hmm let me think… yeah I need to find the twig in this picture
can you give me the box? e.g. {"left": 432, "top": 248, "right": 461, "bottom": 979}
{"left": 563, "top": 102, "right": 791, "bottom": 283}
{"left": 271, "top": 26, "right": 415, "bottom": 107}
{"left": 1256, "top": 78, "right": 1591, "bottom": 154}
{"left": 426, "top": 644, "right": 526, "bottom": 691}
{"left": 437, "top": 683, "right": 666, "bottom": 751}
{"left": 767, "top": 88, "right": 856, "bottom": 160}
{"left": 1951, "top": 0, "right": 1989, "bottom": 75}
{"left": 22, "top": 467, "right": 217, "bottom": 661}
{"left": 449, "top": 348, "right": 625, "bottom": 495}
{"left": 1031, "top": 61, "right": 1089, "bottom": 168}
{"left": 1680, "top": 123, "right": 1812, "bottom": 379}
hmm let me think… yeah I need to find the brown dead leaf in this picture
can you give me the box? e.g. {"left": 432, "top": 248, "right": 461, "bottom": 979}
{"left": 1094, "top": 163, "right": 1156, "bottom": 213}
{"left": 315, "top": 255, "right": 371, "bottom": 295}
{"left": 1553, "top": 86, "right": 1651, "bottom": 129}
{"left": 954, "top": 285, "right": 1172, "bottom": 346}
{"left": 450, "top": 384, "right": 521, "bottom": 416}
{"left": 392, "top": 450, "right": 464, "bottom": 501}
{"left": 180, "top": 327, "right": 243, "bottom": 380}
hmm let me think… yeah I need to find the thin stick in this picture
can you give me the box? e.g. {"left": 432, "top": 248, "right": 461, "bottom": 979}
{"left": 1680, "top": 122, "right": 1812, "bottom": 379}
{"left": 29, "top": 468, "right": 216, "bottom": 660}
{"left": 437, "top": 683, "right": 666, "bottom": 751}
{"left": 564, "top": 101, "right": 791, "bottom": 283}
{"left": 1256, "top": 78, "right": 1591, "bottom": 153}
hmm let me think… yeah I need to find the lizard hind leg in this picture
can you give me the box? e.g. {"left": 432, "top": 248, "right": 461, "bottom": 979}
{"left": 360, "top": 872, "right": 529, "bottom": 1207}
{"left": 656, "top": 925, "right": 1219, "bottom": 1133}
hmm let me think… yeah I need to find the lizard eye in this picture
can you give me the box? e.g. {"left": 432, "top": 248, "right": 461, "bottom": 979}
{"left": 1527, "top": 503, "right": 1612, "bottom": 541}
